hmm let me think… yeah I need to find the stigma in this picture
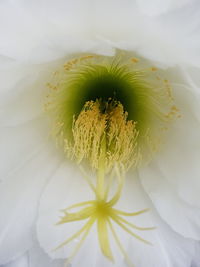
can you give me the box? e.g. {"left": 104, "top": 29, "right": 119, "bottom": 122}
{"left": 55, "top": 164, "right": 155, "bottom": 267}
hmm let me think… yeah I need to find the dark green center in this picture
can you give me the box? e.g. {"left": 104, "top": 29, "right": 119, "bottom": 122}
{"left": 60, "top": 64, "right": 152, "bottom": 138}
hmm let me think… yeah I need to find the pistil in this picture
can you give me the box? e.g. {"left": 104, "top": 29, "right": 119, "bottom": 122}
{"left": 55, "top": 164, "right": 155, "bottom": 267}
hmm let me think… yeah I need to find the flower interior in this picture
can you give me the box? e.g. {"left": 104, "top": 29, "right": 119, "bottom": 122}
{"left": 45, "top": 53, "right": 180, "bottom": 266}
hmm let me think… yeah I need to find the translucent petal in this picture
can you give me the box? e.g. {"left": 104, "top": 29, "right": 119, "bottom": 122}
{"left": 2, "top": 254, "right": 29, "bottom": 267}
{"left": 0, "top": 142, "right": 62, "bottom": 265}
{"left": 121, "top": 176, "right": 197, "bottom": 267}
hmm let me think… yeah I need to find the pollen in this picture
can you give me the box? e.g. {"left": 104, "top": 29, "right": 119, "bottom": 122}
{"left": 131, "top": 57, "right": 139, "bottom": 63}
{"left": 65, "top": 99, "right": 140, "bottom": 172}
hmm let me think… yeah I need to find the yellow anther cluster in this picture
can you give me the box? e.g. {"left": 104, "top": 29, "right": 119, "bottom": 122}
{"left": 65, "top": 99, "right": 140, "bottom": 172}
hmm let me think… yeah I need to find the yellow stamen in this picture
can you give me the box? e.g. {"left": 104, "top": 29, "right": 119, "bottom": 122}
{"left": 64, "top": 217, "right": 96, "bottom": 267}
{"left": 108, "top": 219, "right": 134, "bottom": 267}
{"left": 97, "top": 217, "right": 114, "bottom": 261}
{"left": 65, "top": 99, "right": 140, "bottom": 173}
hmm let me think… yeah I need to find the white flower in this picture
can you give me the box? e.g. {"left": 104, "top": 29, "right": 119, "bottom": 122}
{"left": 1, "top": 1, "right": 200, "bottom": 267}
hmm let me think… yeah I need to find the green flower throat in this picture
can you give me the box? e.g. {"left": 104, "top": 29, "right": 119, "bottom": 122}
{"left": 45, "top": 53, "right": 179, "bottom": 266}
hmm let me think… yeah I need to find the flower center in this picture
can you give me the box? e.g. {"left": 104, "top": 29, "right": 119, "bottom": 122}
{"left": 46, "top": 53, "right": 179, "bottom": 166}
{"left": 45, "top": 53, "right": 180, "bottom": 265}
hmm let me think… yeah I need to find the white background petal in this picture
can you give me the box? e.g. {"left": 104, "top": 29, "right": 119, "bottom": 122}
{"left": 136, "top": 0, "right": 192, "bottom": 16}
{"left": 0, "top": 0, "right": 200, "bottom": 67}
{"left": 0, "top": 141, "right": 63, "bottom": 265}
{"left": 28, "top": 239, "right": 65, "bottom": 267}
{"left": 139, "top": 162, "right": 200, "bottom": 240}
{"left": 118, "top": 175, "right": 197, "bottom": 267}
{"left": 1, "top": 254, "right": 28, "bottom": 267}
{"left": 0, "top": 118, "right": 50, "bottom": 182}
{"left": 0, "top": 60, "right": 63, "bottom": 126}
{"left": 37, "top": 164, "right": 197, "bottom": 267}
{"left": 36, "top": 162, "right": 94, "bottom": 260}
{"left": 138, "top": 76, "right": 200, "bottom": 240}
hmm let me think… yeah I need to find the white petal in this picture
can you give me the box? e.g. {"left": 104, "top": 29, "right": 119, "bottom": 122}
{"left": 0, "top": 141, "right": 62, "bottom": 265}
{"left": 36, "top": 162, "right": 94, "bottom": 257}
{"left": 154, "top": 82, "right": 200, "bottom": 206}
{"left": 28, "top": 239, "right": 65, "bottom": 267}
{"left": 121, "top": 176, "right": 197, "bottom": 267}
{"left": 2, "top": 240, "right": 66, "bottom": 267}
{"left": 136, "top": 0, "right": 192, "bottom": 16}
{"left": 95, "top": 0, "right": 200, "bottom": 67}
{"left": 180, "top": 66, "right": 200, "bottom": 95}
{"left": 2, "top": 254, "right": 29, "bottom": 267}
{"left": 192, "top": 242, "right": 200, "bottom": 267}
{"left": 139, "top": 162, "right": 200, "bottom": 240}
{"left": 138, "top": 77, "right": 200, "bottom": 240}
{"left": 0, "top": 0, "right": 106, "bottom": 63}
{"left": 0, "top": 117, "right": 50, "bottom": 182}
{"left": 1, "top": 1, "right": 200, "bottom": 67}
{"left": 0, "top": 61, "right": 62, "bottom": 126}
{"left": 128, "top": 219, "right": 197, "bottom": 267}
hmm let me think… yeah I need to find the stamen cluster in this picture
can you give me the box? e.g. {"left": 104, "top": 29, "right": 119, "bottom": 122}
{"left": 66, "top": 99, "right": 140, "bottom": 172}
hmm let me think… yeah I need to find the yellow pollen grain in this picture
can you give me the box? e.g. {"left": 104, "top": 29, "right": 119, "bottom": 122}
{"left": 151, "top": 67, "right": 157, "bottom": 72}
{"left": 80, "top": 55, "right": 95, "bottom": 60}
{"left": 131, "top": 57, "right": 139, "bottom": 63}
